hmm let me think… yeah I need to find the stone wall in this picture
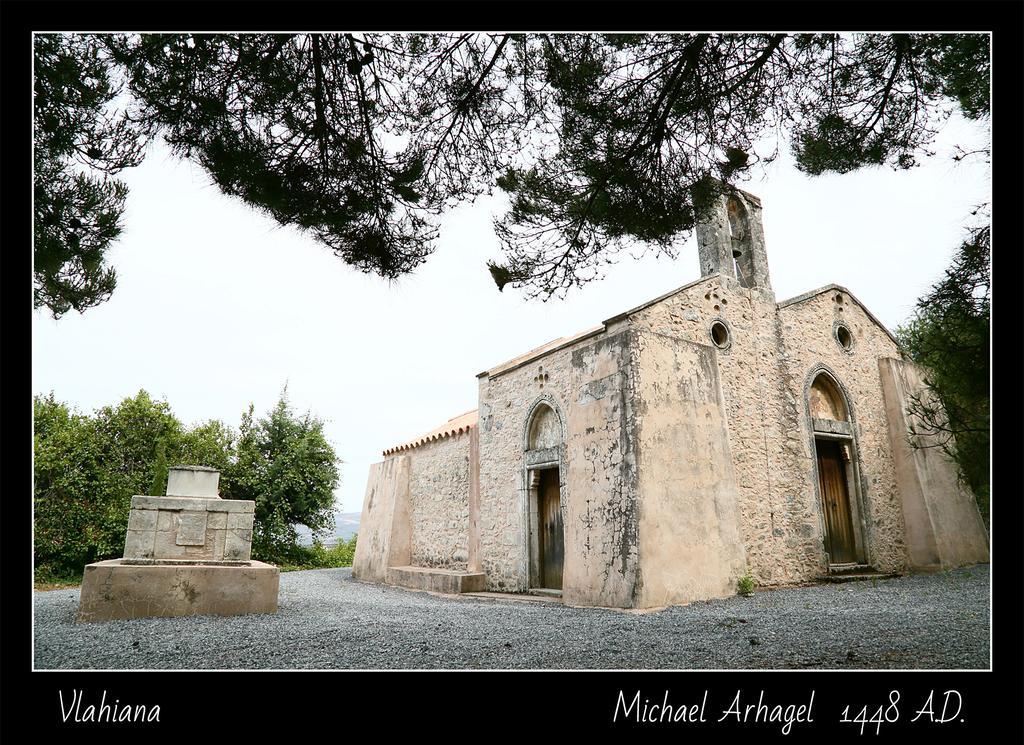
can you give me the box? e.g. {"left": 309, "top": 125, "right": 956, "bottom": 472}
{"left": 563, "top": 331, "right": 640, "bottom": 607}
{"left": 407, "top": 432, "right": 472, "bottom": 569}
{"left": 359, "top": 269, "right": 983, "bottom": 603}
{"left": 352, "top": 456, "right": 411, "bottom": 583}
{"left": 629, "top": 276, "right": 908, "bottom": 584}
{"left": 633, "top": 330, "right": 747, "bottom": 607}
{"left": 477, "top": 329, "right": 640, "bottom": 606}
{"left": 123, "top": 495, "right": 254, "bottom": 562}
{"left": 629, "top": 277, "right": 810, "bottom": 584}
{"left": 778, "top": 289, "right": 907, "bottom": 575}
{"left": 878, "top": 357, "right": 989, "bottom": 569}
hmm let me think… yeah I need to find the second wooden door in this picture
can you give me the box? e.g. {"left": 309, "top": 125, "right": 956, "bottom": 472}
{"left": 816, "top": 438, "right": 858, "bottom": 565}
{"left": 538, "top": 468, "right": 564, "bottom": 590}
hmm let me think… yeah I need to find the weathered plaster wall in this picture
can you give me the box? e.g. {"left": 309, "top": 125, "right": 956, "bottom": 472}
{"left": 630, "top": 276, "right": 907, "bottom": 583}
{"left": 778, "top": 290, "right": 907, "bottom": 575}
{"left": 878, "top": 358, "right": 989, "bottom": 569}
{"left": 477, "top": 349, "right": 570, "bottom": 593}
{"left": 352, "top": 456, "right": 411, "bottom": 584}
{"left": 633, "top": 330, "right": 747, "bottom": 607}
{"left": 407, "top": 432, "right": 472, "bottom": 569}
{"left": 563, "top": 331, "right": 640, "bottom": 607}
{"left": 359, "top": 268, "right": 978, "bottom": 602}
{"left": 630, "top": 276, "right": 816, "bottom": 584}
{"left": 477, "top": 330, "right": 640, "bottom": 606}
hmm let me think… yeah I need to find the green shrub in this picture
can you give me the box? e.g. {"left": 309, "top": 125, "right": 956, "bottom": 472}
{"left": 224, "top": 391, "right": 340, "bottom": 562}
{"left": 737, "top": 573, "right": 756, "bottom": 597}
{"left": 34, "top": 391, "right": 232, "bottom": 576}
{"left": 34, "top": 389, "right": 341, "bottom": 578}
{"left": 34, "top": 564, "right": 84, "bottom": 587}
{"left": 276, "top": 536, "right": 358, "bottom": 572}
{"left": 148, "top": 438, "right": 169, "bottom": 495}
{"left": 34, "top": 393, "right": 150, "bottom": 575}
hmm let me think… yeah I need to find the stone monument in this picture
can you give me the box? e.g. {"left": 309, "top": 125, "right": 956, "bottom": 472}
{"left": 77, "top": 465, "right": 280, "bottom": 622}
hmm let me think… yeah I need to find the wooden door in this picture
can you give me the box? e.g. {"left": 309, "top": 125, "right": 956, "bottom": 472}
{"left": 816, "top": 439, "right": 857, "bottom": 564}
{"left": 538, "top": 469, "right": 564, "bottom": 590}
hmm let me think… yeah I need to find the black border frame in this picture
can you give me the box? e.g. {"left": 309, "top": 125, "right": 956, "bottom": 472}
{"left": 3, "top": 2, "right": 1021, "bottom": 738}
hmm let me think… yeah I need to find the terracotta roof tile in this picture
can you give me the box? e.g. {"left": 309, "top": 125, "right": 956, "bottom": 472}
{"left": 383, "top": 409, "right": 478, "bottom": 456}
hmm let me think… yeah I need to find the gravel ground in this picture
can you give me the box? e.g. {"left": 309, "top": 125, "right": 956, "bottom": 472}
{"left": 34, "top": 564, "right": 989, "bottom": 670}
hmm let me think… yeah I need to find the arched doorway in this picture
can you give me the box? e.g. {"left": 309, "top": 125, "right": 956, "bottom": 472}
{"left": 524, "top": 401, "right": 564, "bottom": 592}
{"left": 808, "top": 371, "right": 867, "bottom": 567}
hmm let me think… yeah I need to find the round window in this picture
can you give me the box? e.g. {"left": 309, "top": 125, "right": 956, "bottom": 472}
{"left": 836, "top": 324, "right": 853, "bottom": 351}
{"left": 710, "top": 320, "right": 731, "bottom": 349}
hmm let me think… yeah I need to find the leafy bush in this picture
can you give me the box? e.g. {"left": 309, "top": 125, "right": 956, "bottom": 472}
{"left": 34, "top": 391, "right": 185, "bottom": 575}
{"left": 34, "top": 389, "right": 341, "bottom": 577}
{"left": 277, "top": 536, "right": 358, "bottom": 572}
{"left": 895, "top": 224, "right": 990, "bottom": 525}
{"left": 737, "top": 573, "right": 756, "bottom": 597}
{"left": 34, "top": 563, "right": 84, "bottom": 588}
{"left": 222, "top": 391, "right": 340, "bottom": 563}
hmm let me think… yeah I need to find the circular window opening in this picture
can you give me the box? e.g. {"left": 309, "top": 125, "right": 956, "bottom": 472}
{"left": 710, "top": 320, "right": 731, "bottom": 348}
{"left": 836, "top": 324, "right": 853, "bottom": 350}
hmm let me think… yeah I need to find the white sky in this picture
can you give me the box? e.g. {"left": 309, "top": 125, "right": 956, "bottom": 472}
{"left": 32, "top": 112, "right": 989, "bottom": 514}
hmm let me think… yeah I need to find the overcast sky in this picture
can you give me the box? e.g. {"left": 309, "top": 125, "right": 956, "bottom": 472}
{"left": 32, "top": 110, "right": 989, "bottom": 515}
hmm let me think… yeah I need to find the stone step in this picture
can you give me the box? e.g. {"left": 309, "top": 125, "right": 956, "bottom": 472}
{"left": 819, "top": 570, "right": 898, "bottom": 584}
{"left": 527, "top": 588, "right": 563, "bottom": 598}
{"left": 386, "top": 565, "right": 486, "bottom": 594}
{"left": 828, "top": 562, "right": 874, "bottom": 573}
{"left": 462, "top": 591, "right": 563, "bottom": 605}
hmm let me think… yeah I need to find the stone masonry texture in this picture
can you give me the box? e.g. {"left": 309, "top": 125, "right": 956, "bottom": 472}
{"left": 123, "top": 495, "right": 254, "bottom": 563}
{"left": 406, "top": 432, "right": 471, "bottom": 570}
{"left": 629, "top": 278, "right": 907, "bottom": 585}
{"left": 357, "top": 190, "right": 987, "bottom": 608}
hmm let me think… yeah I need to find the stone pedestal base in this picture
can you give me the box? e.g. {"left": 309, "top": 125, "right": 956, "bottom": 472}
{"left": 77, "top": 559, "right": 279, "bottom": 623}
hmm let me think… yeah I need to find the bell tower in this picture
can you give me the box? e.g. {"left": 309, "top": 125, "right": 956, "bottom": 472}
{"left": 695, "top": 186, "right": 773, "bottom": 295}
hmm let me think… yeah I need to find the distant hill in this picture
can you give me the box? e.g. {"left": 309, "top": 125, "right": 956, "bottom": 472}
{"left": 295, "top": 511, "right": 360, "bottom": 547}
{"left": 332, "top": 512, "right": 361, "bottom": 541}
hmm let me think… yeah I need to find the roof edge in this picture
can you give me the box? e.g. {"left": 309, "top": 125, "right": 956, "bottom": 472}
{"left": 602, "top": 274, "right": 721, "bottom": 326}
{"left": 382, "top": 409, "right": 478, "bottom": 457}
{"left": 478, "top": 274, "right": 733, "bottom": 380}
{"left": 477, "top": 325, "right": 605, "bottom": 380}
{"left": 475, "top": 276, "right": 902, "bottom": 384}
{"left": 777, "top": 283, "right": 902, "bottom": 348}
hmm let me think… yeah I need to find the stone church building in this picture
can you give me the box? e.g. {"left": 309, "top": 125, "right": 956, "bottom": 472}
{"left": 352, "top": 188, "right": 989, "bottom": 609}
